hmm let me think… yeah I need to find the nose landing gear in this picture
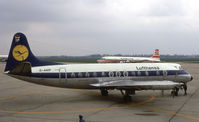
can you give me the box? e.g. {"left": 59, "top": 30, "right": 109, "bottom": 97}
{"left": 171, "top": 82, "right": 188, "bottom": 97}
{"left": 182, "top": 83, "right": 187, "bottom": 96}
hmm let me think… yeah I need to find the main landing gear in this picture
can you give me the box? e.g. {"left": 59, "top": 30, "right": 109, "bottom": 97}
{"left": 100, "top": 89, "right": 109, "bottom": 96}
{"left": 120, "top": 89, "right": 135, "bottom": 102}
{"left": 100, "top": 88, "right": 135, "bottom": 102}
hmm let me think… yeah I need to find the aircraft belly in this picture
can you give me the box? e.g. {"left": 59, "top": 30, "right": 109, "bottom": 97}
{"left": 66, "top": 78, "right": 99, "bottom": 89}
{"left": 9, "top": 75, "right": 98, "bottom": 89}
{"left": 9, "top": 74, "right": 183, "bottom": 90}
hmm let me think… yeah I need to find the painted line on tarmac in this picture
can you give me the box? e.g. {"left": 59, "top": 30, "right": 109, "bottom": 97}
{"left": 0, "top": 88, "right": 58, "bottom": 101}
{"left": 0, "top": 95, "right": 156, "bottom": 114}
{"left": 0, "top": 88, "right": 155, "bottom": 114}
{"left": 1, "top": 88, "right": 198, "bottom": 121}
{"left": 139, "top": 105, "right": 199, "bottom": 121}
{"left": 74, "top": 89, "right": 199, "bottom": 121}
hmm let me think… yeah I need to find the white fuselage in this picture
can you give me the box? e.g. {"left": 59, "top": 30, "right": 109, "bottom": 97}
{"left": 9, "top": 63, "right": 192, "bottom": 89}
{"left": 97, "top": 56, "right": 160, "bottom": 63}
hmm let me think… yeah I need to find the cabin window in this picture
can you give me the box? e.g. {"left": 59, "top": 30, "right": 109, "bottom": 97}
{"left": 78, "top": 72, "right": 83, "bottom": 78}
{"left": 85, "top": 72, "right": 90, "bottom": 78}
{"left": 71, "top": 72, "right": 75, "bottom": 78}
{"left": 132, "top": 71, "right": 136, "bottom": 76}
{"left": 109, "top": 72, "right": 114, "bottom": 77}
{"left": 93, "top": 72, "right": 97, "bottom": 77}
{"left": 163, "top": 71, "right": 167, "bottom": 77}
{"left": 145, "top": 71, "right": 149, "bottom": 76}
{"left": 116, "top": 71, "right": 121, "bottom": 77}
{"left": 101, "top": 72, "right": 105, "bottom": 77}
{"left": 156, "top": 71, "right": 160, "bottom": 76}
{"left": 137, "top": 71, "right": 141, "bottom": 76}
{"left": 124, "top": 71, "right": 128, "bottom": 77}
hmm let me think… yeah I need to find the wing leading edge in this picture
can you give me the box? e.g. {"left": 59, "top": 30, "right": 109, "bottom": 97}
{"left": 90, "top": 80, "right": 182, "bottom": 90}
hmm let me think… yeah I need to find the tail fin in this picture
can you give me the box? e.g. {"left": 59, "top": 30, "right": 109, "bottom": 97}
{"left": 5, "top": 32, "right": 60, "bottom": 72}
{"left": 152, "top": 49, "right": 160, "bottom": 59}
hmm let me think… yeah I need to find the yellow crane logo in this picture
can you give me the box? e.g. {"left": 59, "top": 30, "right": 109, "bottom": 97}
{"left": 12, "top": 45, "right": 29, "bottom": 61}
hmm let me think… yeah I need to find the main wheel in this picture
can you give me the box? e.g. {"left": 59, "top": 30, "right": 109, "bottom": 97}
{"left": 101, "top": 89, "right": 108, "bottom": 96}
{"left": 123, "top": 95, "right": 132, "bottom": 102}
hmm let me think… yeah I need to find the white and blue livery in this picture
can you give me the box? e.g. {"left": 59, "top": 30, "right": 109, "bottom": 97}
{"left": 4, "top": 33, "right": 193, "bottom": 102}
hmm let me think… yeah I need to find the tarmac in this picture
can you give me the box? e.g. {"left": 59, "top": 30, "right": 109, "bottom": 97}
{"left": 0, "top": 62, "right": 199, "bottom": 122}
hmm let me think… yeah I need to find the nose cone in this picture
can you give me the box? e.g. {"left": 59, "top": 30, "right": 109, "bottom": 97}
{"left": 187, "top": 74, "right": 193, "bottom": 82}
{"left": 182, "top": 74, "right": 193, "bottom": 82}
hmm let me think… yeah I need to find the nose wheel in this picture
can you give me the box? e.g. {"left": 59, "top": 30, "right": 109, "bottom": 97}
{"left": 182, "top": 83, "right": 187, "bottom": 95}
{"left": 171, "top": 82, "right": 188, "bottom": 97}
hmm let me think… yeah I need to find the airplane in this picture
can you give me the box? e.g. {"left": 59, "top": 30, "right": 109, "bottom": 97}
{"left": 4, "top": 33, "right": 193, "bottom": 102}
{"left": 97, "top": 49, "right": 160, "bottom": 63}
{"left": 0, "top": 55, "right": 8, "bottom": 62}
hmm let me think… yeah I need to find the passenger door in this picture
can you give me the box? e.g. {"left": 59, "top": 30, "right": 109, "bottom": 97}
{"left": 163, "top": 70, "right": 167, "bottom": 80}
{"left": 59, "top": 68, "right": 67, "bottom": 81}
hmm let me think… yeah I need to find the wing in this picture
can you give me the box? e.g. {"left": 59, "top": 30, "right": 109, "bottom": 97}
{"left": 90, "top": 80, "right": 182, "bottom": 90}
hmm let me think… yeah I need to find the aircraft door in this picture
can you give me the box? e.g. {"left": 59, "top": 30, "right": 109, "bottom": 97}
{"left": 59, "top": 68, "right": 67, "bottom": 81}
{"left": 163, "top": 70, "right": 167, "bottom": 80}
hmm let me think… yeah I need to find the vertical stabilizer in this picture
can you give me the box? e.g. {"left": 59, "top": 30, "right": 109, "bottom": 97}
{"left": 152, "top": 49, "right": 160, "bottom": 59}
{"left": 5, "top": 33, "right": 60, "bottom": 72}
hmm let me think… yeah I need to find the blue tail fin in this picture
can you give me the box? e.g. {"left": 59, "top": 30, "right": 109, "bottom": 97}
{"left": 5, "top": 33, "right": 60, "bottom": 72}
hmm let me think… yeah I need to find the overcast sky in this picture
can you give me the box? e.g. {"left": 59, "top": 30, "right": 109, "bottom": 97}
{"left": 1, "top": 0, "right": 199, "bottom": 56}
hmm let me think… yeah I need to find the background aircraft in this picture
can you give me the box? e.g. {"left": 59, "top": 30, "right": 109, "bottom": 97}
{"left": 4, "top": 33, "right": 192, "bottom": 102}
{"left": 97, "top": 49, "right": 160, "bottom": 63}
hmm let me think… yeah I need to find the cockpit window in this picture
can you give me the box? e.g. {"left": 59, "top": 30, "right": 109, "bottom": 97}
{"left": 179, "top": 66, "right": 183, "bottom": 70}
{"left": 174, "top": 65, "right": 183, "bottom": 70}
